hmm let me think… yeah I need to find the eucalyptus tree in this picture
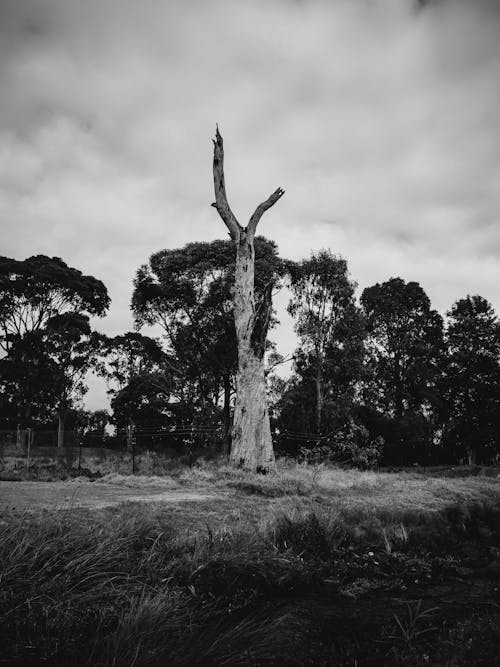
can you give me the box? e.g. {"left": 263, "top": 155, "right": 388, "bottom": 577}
{"left": 286, "top": 250, "right": 362, "bottom": 434}
{"left": 96, "top": 331, "right": 174, "bottom": 432}
{"left": 97, "top": 332, "right": 165, "bottom": 392}
{"left": 360, "top": 278, "right": 444, "bottom": 420}
{"left": 0, "top": 255, "right": 109, "bottom": 430}
{"left": 442, "top": 295, "right": 500, "bottom": 463}
{"left": 44, "top": 313, "right": 103, "bottom": 447}
{"left": 211, "top": 128, "right": 284, "bottom": 471}
{"left": 133, "top": 239, "right": 236, "bottom": 429}
{"left": 132, "top": 236, "right": 282, "bottom": 455}
{"left": 0, "top": 255, "right": 109, "bottom": 353}
{"left": 359, "top": 278, "right": 444, "bottom": 463}
{"left": 0, "top": 330, "right": 55, "bottom": 427}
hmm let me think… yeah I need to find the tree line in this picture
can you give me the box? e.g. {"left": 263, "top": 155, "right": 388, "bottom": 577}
{"left": 1, "top": 246, "right": 499, "bottom": 466}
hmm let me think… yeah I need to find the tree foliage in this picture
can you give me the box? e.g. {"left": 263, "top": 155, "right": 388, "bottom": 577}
{"left": 283, "top": 250, "right": 364, "bottom": 434}
{"left": 0, "top": 330, "right": 56, "bottom": 427}
{"left": 442, "top": 295, "right": 500, "bottom": 463}
{"left": 96, "top": 332, "right": 175, "bottom": 430}
{"left": 359, "top": 278, "right": 444, "bottom": 463}
{"left": 2, "top": 246, "right": 500, "bottom": 468}
{"left": 43, "top": 313, "right": 102, "bottom": 433}
{"left": 0, "top": 255, "right": 109, "bottom": 353}
{"left": 131, "top": 237, "right": 283, "bottom": 445}
{"left": 361, "top": 278, "right": 444, "bottom": 419}
{"left": 0, "top": 255, "right": 109, "bottom": 430}
{"left": 98, "top": 332, "right": 166, "bottom": 391}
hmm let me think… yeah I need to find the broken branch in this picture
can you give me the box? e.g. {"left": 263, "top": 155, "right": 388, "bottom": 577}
{"left": 212, "top": 126, "right": 240, "bottom": 241}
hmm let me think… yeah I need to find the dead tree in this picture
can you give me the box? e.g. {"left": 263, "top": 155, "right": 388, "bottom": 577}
{"left": 211, "top": 127, "right": 284, "bottom": 472}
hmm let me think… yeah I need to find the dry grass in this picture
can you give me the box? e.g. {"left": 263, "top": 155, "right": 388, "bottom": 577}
{"left": 91, "top": 472, "right": 181, "bottom": 489}
{"left": 59, "top": 460, "right": 500, "bottom": 524}
{"left": 174, "top": 459, "right": 500, "bottom": 515}
{"left": 2, "top": 462, "right": 500, "bottom": 665}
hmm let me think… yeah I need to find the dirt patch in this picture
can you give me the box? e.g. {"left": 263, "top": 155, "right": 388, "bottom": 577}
{"left": 0, "top": 480, "right": 221, "bottom": 511}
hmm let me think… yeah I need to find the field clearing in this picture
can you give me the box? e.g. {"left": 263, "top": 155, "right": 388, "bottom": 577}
{"left": 0, "top": 479, "right": 220, "bottom": 512}
{"left": 1, "top": 463, "right": 499, "bottom": 517}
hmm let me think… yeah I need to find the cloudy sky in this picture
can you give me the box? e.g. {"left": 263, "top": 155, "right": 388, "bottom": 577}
{"left": 1, "top": 0, "right": 500, "bottom": 409}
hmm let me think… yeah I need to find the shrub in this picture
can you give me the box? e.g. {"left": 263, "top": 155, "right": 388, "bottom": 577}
{"left": 300, "top": 420, "right": 384, "bottom": 470}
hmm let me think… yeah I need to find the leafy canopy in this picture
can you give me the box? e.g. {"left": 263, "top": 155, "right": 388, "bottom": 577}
{"left": 442, "top": 294, "right": 500, "bottom": 462}
{"left": 0, "top": 255, "right": 109, "bottom": 352}
{"left": 361, "top": 277, "right": 444, "bottom": 417}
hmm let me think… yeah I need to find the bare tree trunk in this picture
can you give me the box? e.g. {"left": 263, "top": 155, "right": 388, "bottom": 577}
{"left": 315, "top": 362, "right": 323, "bottom": 435}
{"left": 211, "top": 127, "right": 284, "bottom": 472}
{"left": 230, "top": 233, "right": 274, "bottom": 471}
{"left": 394, "top": 351, "right": 404, "bottom": 419}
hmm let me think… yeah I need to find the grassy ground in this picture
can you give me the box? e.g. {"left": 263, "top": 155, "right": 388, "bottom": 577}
{"left": 1, "top": 461, "right": 500, "bottom": 665}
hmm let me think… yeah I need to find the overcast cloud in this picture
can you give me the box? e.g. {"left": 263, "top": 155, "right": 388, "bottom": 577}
{"left": 1, "top": 0, "right": 500, "bottom": 409}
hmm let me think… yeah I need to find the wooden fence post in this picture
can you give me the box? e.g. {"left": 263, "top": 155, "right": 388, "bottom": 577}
{"left": 127, "top": 422, "right": 135, "bottom": 474}
{"left": 188, "top": 424, "right": 195, "bottom": 468}
{"left": 26, "top": 428, "right": 32, "bottom": 471}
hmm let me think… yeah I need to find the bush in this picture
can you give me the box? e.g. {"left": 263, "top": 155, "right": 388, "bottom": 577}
{"left": 300, "top": 420, "right": 383, "bottom": 470}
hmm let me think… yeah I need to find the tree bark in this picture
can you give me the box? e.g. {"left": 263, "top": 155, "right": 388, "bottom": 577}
{"left": 230, "top": 232, "right": 274, "bottom": 471}
{"left": 222, "top": 374, "right": 232, "bottom": 458}
{"left": 394, "top": 351, "right": 404, "bottom": 419}
{"left": 211, "top": 127, "right": 283, "bottom": 472}
{"left": 57, "top": 405, "right": 64, "bottom": 448}
{"left": 315, "top": 362, "right": 323, "bottom": 435}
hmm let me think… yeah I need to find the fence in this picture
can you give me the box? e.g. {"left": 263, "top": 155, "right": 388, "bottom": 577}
{"left": 0, "top": 425, "right": 222, "bottom": 478}
{"left": 0, "top": 424, "right": 222, "bottom": 448}
{"left": 0, "top": 426, "right": 332, "bottom": 457}
{"left": 0, "top": 426, "right": 362, "bottom": 476}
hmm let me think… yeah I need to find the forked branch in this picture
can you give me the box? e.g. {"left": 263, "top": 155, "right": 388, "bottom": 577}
{"left": 247, "top": 187, "right": 285, "bottom": 238}
{"left": 211, "top": 127, "right": 240, "bottom": 241}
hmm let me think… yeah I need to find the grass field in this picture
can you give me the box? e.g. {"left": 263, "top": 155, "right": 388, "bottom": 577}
{"left": 1, "top": 461, "right": 500, "bottom": 665}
